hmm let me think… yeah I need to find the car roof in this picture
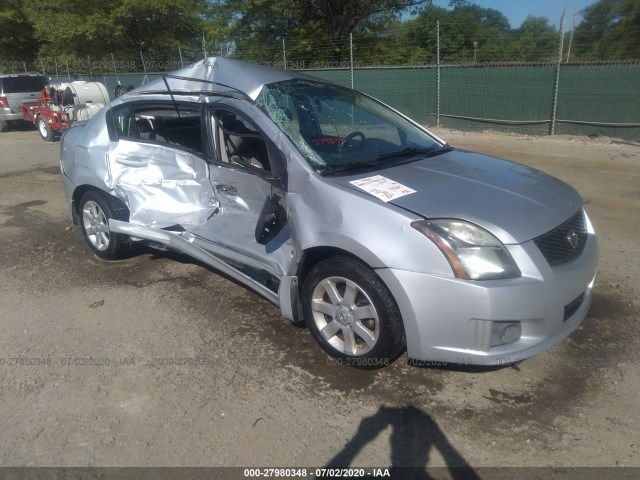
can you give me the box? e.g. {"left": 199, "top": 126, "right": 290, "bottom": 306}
{"left": 0, "top": 73, "right": 45, "bottom": 78}
{"left": 128, "top": 57, "right": 321, "bottom": 101}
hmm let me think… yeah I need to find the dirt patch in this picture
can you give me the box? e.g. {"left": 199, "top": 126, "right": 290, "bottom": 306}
{"left": 0, "top": 129, "right": 638, "bottom": 468}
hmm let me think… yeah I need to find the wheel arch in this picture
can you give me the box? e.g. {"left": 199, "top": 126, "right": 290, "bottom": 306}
{"left": 286, "top": 244, "right": 397, "bottom": 321}
{"left": 297, "top": 246, "right": 356, "bottom": 281}
{"left": 71, "top": 185, "right": 129, "bottom": 225}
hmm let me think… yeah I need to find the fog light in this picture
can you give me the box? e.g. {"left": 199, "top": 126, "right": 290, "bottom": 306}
{"left": 490, "top": 322, "right": 521, "bottom": 347}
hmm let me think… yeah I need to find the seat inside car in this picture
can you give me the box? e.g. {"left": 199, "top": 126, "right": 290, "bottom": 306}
{"left": 218, "top": 113, "right": 269, "bottom": 170}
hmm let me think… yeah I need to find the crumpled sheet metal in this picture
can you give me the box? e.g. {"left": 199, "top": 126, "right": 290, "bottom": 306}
{"left": 107, "top": 142, "right": 217, "bottom": 229}
{"left": 131, "top": 57, "right": 318, "bottom": 101}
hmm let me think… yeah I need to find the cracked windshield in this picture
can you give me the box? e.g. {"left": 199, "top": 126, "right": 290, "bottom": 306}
{"left": 257, "top": 80, "right": 447, "bottom": 174}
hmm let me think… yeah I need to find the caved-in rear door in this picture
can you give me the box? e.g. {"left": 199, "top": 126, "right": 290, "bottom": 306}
{"left": 107, "top": 102, "right": 217, "bottom": 229}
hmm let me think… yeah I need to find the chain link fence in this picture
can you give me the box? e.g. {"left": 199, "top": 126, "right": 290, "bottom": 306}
{"left": 3, "top": 21, "right": 639, "bottom": 141}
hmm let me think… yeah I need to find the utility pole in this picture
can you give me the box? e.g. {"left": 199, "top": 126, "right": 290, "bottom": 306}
{"left": 473, "top": 41, "right": 478, "bottom": 64}
{"left": 550, "top": 7, "right": 567, "bottom": 135}
{"left": 566, "top": 9, "right": 579, "bottom": 63}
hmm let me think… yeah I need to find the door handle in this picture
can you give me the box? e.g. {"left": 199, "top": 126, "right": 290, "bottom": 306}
{"left": 216, "top": 184, "right": 237, "bottom": 194}
{"left": 116, "top": 157, "right": 148, "bottom": 167}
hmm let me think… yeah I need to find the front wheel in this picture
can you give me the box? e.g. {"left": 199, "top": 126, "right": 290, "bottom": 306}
{"left": 37, "top": 116, "right": 54, "bottom": 142}
{"left": 301, "top": 255, "right": 406, "bottom": 369}
{"left": 79, "top": 190, "right": 132, "bottom": 260}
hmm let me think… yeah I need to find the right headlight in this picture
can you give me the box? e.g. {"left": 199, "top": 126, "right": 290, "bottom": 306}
{"left": 411, "top": 219, "right": 521, "bottom": 280}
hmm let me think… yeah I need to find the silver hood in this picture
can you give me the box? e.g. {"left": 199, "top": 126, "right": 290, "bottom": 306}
{"left": 329, "top": 149, "right": 583, "bottom": 244}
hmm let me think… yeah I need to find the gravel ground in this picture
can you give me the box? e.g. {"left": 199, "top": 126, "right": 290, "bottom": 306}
{"left": 0, "top": 126, "right": 638, "bottom": 470}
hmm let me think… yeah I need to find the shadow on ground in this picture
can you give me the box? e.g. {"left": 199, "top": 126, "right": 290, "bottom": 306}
{"left": 325, "top": 405, "right": 480, "bottom": 479}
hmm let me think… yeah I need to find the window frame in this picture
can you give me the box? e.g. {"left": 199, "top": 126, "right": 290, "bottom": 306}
{"left": 207, "top": 105, "right": 287, "bottom": 187}
{"left": 107, "top": 100, "right": 206, "bottom": 158}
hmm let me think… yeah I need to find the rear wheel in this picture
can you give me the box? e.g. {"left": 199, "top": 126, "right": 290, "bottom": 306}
{"left": 79, "top": 190, "right": 132, "bottom": 260}
{"left": 37, "top": 116, "right": 53, "bottom": 141}
{"left": 301, "top": 255, "right": 406, "bottom": 369}
{"left": 0, "top": 119, "right": 7, "bottom": 133}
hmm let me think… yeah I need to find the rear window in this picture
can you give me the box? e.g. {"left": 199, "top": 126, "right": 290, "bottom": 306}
{"left": 0, "top": 76, "right": 47, "bottom": 94}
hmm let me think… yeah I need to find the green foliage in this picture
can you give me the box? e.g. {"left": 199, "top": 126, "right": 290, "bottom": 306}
{"left": 18, "top": 0, "right": 206, "bottom": 64}
{"left": 222, "top": 0, "right": 431, "bottom": 64}
{"left": 1, "top": 0, "right": 638, "bottom": 70}
{"left": 572, "top": 0, "right": 640, "bottom": 59}
{"left": 507, "top": 16, "right": 558, "bottom": 62}
{"left": 0, "top": 0, "right": 39, "bottom": 62}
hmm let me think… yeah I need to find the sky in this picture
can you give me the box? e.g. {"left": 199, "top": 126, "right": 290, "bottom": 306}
{"left": 429, "top": 0, "right": 600, "bottom": 28}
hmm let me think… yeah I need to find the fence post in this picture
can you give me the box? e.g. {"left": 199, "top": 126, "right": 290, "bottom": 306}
{"left": 549, "top": 9, "right": 566, "bottom": 135}
{"left": 111, "top": 53, "right": 120, "bottom": 85}
{"left": 66, "top": 61, "right": 71, "bottom": 80}
{"left": 140, "top": 51, "right": 149, "bottom": 84}
{"left": 203, "top": 32, "right": 207, "bottom": 60}
{"left": 282, "top": 38, "right": 287, "bottom": 70}
{"left": 350, "top": 33, "right": 354, "bottom": 89}
{"left": 436, "top": 20, "right": 441, "bottom": 127}
{"left": 87, "top": 56, "right": 93, "bottom": 80}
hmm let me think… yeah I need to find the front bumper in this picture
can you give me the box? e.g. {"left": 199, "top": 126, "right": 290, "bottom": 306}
{"left": 376, "top": 233, "right": 599, "bottom": 366}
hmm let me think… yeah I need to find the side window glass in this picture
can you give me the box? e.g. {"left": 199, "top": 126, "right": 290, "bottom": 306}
{"left": 113, "top": 106, "right": 139, "bottom": 139}
{"left": 113, "top": 104, "right": 203, "bottom": 155}
{"left": 215, "top": 110, "right": 271, "bottom": 172}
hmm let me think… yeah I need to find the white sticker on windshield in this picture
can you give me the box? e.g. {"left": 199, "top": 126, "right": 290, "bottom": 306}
{"left": 349, "top": 175, "right": 416, "bottom": 202}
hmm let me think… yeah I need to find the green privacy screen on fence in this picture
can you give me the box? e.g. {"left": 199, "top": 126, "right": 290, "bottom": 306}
{"left": 301, "top": 63, "right": 640, "bottom": 141}
{"left": 64, "top": 62, "right": 640, "bottom": 141}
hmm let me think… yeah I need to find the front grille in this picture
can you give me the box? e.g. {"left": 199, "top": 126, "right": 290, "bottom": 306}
{"left": 534, "top": 210, "right": 587, "bottom": 267}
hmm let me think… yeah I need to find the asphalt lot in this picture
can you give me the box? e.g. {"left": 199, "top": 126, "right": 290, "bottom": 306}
{"left": 0, "top": 126, "right": 639, "bottom": 469}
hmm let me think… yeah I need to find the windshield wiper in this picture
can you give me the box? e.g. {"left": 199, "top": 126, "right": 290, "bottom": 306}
{"left": 321, "top": 161, "right": 384, "bottom": 176}
{"left": 376, "top": 145, "right": 451, "bottom": 162}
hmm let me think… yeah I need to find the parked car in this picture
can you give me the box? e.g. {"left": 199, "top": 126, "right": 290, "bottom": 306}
{"left": 60, "top": 58, "right": 598, "bottom": 369}
{"left": 0, "top": 72, "right": 48, "bottom": 132}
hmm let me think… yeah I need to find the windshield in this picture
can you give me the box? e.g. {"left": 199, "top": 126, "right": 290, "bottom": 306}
{"left": 256, "top": 79, "right": 446, "bottom": 174}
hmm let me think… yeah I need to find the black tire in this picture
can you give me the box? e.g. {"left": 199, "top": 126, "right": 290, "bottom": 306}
{"left": 301, "top": 255, "right": 406, "bottom": 369}
{"left": 0, "top": 119, "right": 8, "bottom": 133}
{"left": 78, "top": 190, "right": 132, "bottom": 260}
{"left": 37, "top": 116, "right": 54, "bottom": 142}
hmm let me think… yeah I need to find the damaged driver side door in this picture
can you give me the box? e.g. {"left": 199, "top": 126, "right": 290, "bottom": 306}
{"left": 189, "top": 106, "right": 293, "bottom": 283}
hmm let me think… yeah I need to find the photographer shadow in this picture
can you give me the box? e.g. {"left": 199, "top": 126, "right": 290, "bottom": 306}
{"left": 325, "top": 405, "right": 480, "bottom": 480}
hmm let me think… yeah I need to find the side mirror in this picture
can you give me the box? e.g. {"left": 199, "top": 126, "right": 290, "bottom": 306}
{"left": 254, "top": 194, "right": 287, "bottom": 245}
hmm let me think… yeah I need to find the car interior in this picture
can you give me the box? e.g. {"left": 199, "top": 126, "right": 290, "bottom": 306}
{"left": 216, "top": 111, "right": 271, "bottom": 171}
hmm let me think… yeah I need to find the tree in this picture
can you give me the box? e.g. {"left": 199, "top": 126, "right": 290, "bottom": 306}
{"left": 507, "top": 16, "right": 558, "bottom": 62}
{"left": 398, "top": 3, "right": 511, "bottom": 64}
{"left": 222, "top": 0, "right": 432, "bottom": 64}
{"left": 0, "top": 0, "right": 39, "bottom": 63}
{"left": 572, "top": 0, "right": 640, "bottom": 59}
{"left": 24, "top": 0, "right": 206, "bottom": 64}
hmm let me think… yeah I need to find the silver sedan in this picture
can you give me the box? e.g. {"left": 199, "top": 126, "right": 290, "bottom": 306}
{"left": 60, "top": 58, "right": 598, "bottom": 369}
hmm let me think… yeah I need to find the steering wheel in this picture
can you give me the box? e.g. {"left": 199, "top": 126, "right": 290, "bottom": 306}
{"left": 341, "top": 131, "right": 367, "bottom": 150}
